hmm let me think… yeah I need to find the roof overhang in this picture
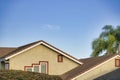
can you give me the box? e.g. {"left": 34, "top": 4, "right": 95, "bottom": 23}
{"left": 5, "top": 41, "right": 83, "bottom": 65}
{"left": 71, "top": 54, "right": 120, "bottom": 80}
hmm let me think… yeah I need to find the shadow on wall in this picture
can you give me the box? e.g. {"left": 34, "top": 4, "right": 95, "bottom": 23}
{"left": 94, "top": 68, "right": 120, "bottom": 80}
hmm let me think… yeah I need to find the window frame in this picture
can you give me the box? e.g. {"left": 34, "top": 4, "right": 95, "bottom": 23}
{"left": 41, "top": 62, "right": 47, "bottom": 73}
{"left": 24, "top": 61, "right": 48, "bottom": 74}
{"left": 33, "top": 65, "right": 40, "bottom": 73}
{"left": 26, "top": 66, "right": 33, "bottom": 72}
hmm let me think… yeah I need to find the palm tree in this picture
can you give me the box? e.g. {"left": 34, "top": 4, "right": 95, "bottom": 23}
{"left": 115, "top": 26, "right": 120, "bottom": 53}
{"left": 91, "top": 25, "right": 120, "bottom": 57}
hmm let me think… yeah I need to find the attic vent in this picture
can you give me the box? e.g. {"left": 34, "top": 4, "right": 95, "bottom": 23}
{"left": 58, "top": 55, "right": 63, "bottom": 62}
{"left": 115, "top": 59, "right": 120, "bottom": 67}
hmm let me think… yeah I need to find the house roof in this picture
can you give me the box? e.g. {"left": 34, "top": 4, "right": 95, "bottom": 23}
{"left": 0, "top": 47, "right": 16, "bottom": 58}
{"left": 61, "top": 54, "right": 119, "bottom": 80}
{"left": 3, "top": 40, "right": 40, "bottom": 58}
{"left": 3, "top": 40, "right": 82, "bottom": 64}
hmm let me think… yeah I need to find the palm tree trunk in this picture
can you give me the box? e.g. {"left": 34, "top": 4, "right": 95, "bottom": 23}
{"left": 106, "top": 50, "right": 110, "bottom": 55}
{"left": 118, "top": 43, "right": 120, "bottom": 54}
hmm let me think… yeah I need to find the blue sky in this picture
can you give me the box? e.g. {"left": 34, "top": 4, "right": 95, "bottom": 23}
{"left": 0, "top": 0, "right": 120, "bottom": 59}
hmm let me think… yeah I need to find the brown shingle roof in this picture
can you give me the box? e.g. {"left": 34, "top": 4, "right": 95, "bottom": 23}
{"left": 0, "top": 47, "right": 17, "bottom": 58}
{"left": 61, "top": 54, "right": 118, "bottom": 80}
{"left": 4, "top": 40, "right": 41, "bottom": 58}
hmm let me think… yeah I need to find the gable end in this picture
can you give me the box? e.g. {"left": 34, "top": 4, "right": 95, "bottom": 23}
{"left": 5, "top": 40, "right": 83, "bottom": 65}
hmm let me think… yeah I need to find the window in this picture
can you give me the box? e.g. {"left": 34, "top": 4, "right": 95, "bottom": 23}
{"left": 58, "top": 55, "right": 63, "bottom": 62}
{"left": 33, "top": 65, "right": 39, "bottom": 73}
{"left": 5, "top": 63, "right": 9, "bottom": 70}
{"left": 41, "top": 62, "right": 47, "bottom": 73}
{"left": 25, "top": 61, "right": 48, "bottom": 74}
{"left": 115, "top": 59, "right": 120, "bottom": 67}
{"left": 26, "top": 67, "right": 33, "bottom": 72}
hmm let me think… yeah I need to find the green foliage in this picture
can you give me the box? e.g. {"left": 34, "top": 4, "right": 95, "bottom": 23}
{"left": 0, "top": 70, "right": 62, "bottom": 80}
{"left": 91, "top": 38, "right": 106, "bottom": 57}
{"left": 91, "top": 25, "right": 120, "bottom": 57}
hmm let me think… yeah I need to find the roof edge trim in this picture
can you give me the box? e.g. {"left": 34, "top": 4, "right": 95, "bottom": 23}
{"left": 71, "top": 54, "right": 120, "bottom": 80}
{"left": 5, "top": 41, "right": 83, "bottom": 65}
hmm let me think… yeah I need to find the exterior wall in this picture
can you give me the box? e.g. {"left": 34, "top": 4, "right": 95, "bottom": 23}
{"left": 74, "top": 56, "right": 119, "bottom": 80}
{"left": 9, "top": 45, "right": 79, "bottom": 75}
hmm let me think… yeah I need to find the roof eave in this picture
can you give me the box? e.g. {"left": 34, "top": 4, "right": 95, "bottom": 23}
{"left": 71, "top": 54, "right": 120, "bottom": 80}
{"left": 5, "top": 41, "right": 83, "bottom": 64}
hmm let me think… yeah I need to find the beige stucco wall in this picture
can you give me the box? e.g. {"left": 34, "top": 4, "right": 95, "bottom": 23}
{"left": 74, "top": 56, "right": 119, "bottom": 80}
{"left": 9, "top": 44, "right": 79, "bottom": 75}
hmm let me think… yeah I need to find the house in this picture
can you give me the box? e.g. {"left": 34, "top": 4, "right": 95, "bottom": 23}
{"left": 0, "top": 40, "right": 120, "bottom": 80}
{"left": 61, "top": 54, "right": 120, "bottom": 80}
{"left": 0, "top": 40, "right": 83, "bottom": 75}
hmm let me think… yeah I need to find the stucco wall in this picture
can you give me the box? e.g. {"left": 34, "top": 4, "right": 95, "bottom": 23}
{"left": 74, "top": 56, "right": 119, "bottom": 80}
{"left": 9, "top": 44, "right": 79, "bottom": 75}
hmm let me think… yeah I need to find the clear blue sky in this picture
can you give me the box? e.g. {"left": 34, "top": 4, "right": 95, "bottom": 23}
{"left": 0, "top": 0, "right": 120, "bottom": 59}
